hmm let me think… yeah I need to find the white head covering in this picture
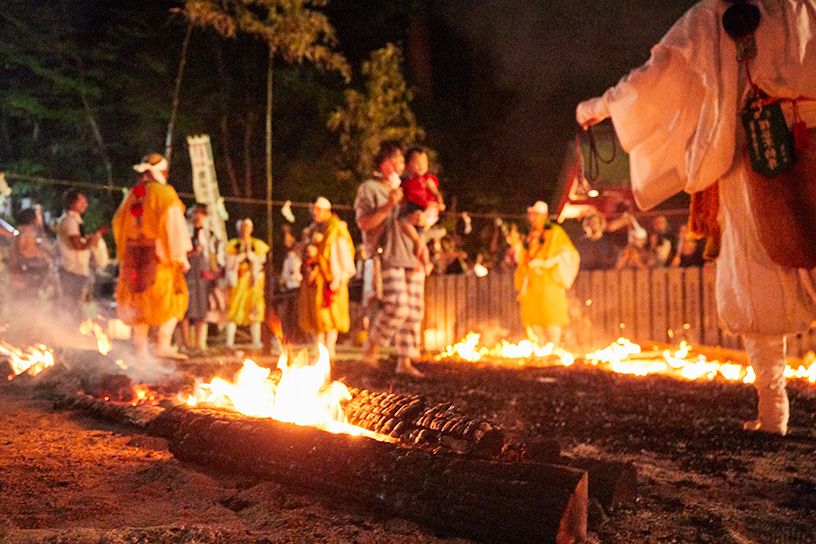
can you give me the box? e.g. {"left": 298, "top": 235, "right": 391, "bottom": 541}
{"left": 236, "top": 218, "right": 253, "bottom": 235}
{"left": 527, "top": 200, "right": 549, "bottom": 216}
{"left": 133, "top": 153, "right": 169, "bottom": 184}
{"left": 628, "top": 216, "right": 648, "bottom": 242}
{"left": 313, "top": 196, "right": 331, "bottom": 210}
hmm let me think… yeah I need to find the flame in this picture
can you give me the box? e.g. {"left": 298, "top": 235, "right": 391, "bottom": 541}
{"left": 79, "top": 320, "right": 113, "bottom": 355}
{"left": 437, "top": 333, "right": 816, "bottom": 386}
{"left": 584, "top": 338, "right": 760, "bottom": 383}
{"left": 785, "top": 351, "right": 816, "bottom": 383}
{"left": 0, "top": 340, "right": 56, "bottom": 380}
{"left": 131, "top": 384, "right": 157, "bottom": 406}
{"left": 435, "top": 332, "right": 575, "bottom": 366}
{"left": 183, "top": 345, "right": 379, "bottom": 437}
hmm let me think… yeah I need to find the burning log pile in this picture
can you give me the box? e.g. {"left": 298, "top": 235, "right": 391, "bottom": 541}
{"left": 149, "top": 405, "right": 588, "bottom": 544}
{"left": 2, "top": 329, "right": 639, "bottom": 544}
{"left": 49, "top": 390, "right": 589, "bottom": 543}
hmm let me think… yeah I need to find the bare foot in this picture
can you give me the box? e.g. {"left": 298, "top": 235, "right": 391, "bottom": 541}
{"left": 395, "top": 359, "right": 424, "bottom": 378}
{"left": 154, "top": 347, "right": 189, "bottom": 361}
{"left": 363, "top": 342, "right": 380, "bottom": 369}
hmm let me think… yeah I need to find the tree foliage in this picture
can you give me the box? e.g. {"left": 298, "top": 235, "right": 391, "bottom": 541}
{"left": 0, "top": 1, "right": 159, "bottom": 226}
{"left": 178, "top": 0, "right": 349, "bottom": 78}
{"left": 328, "top": 43, "right": 425, "bottom": 183}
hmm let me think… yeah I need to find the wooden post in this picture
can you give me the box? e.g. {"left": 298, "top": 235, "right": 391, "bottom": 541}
{"left": 650, "top": 269, "right": 668, "bottom": 343}
{"left": 666, "top": 268, "right": 684, "bottom": 343}
{"left": 701, "top": 264, "right": 720, "bottom": 347}
{"left": 683, "top": 267, "right": 702, "bottom": 344}
{"left": 619, "top": 268, "right": 636, "bottom": 340}
{"left": 634, "top": 268, "right": 651, "bottom": 343}
{"left": 604, "top": 269, "right": 622, "bottom": 340}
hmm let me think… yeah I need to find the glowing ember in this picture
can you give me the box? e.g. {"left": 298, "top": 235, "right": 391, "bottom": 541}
{"left": 435, "top": 332, "right": 575, "bottom": 366}
{"left": 131, "top": 384, "right": 157, "bottom": 406}
{"left": 79, "top": 320, "right": 113, "bottom": 355}
{"left": 437, "top": 333, "right": 816, "bottom": 386}
{"left": 183, "top": 345, "right": 378, "bottom": 437}
{"left": 0, "top": 340, "right": 56, "bottom": 380}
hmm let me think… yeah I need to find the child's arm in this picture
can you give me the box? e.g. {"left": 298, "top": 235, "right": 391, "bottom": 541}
{"left": 426, "top": 177, "right": 445, "bottom": 210}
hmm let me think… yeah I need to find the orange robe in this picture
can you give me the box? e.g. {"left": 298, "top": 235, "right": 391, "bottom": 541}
{"left": 514, "top": 224, "right": 579, "bottom": 329}
{"left": 113, "top": 181, "right": 189, "bottom": 326}
{"left": 299, "top": 215, "right": 355, "bottom": 334}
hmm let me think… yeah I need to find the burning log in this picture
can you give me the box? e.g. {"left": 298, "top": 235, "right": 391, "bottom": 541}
{"left": 343, "top": 387, "right": 513, "bottom": 458}
{"left": 53, "top": 393, "right": 164, "bottom": 429}
{"left": 149, "top": 405, "right": 589, "bottom": 544}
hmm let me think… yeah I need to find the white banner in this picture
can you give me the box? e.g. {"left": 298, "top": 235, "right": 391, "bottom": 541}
{"left": 187, "top": 134, "right": 228, "bottom": 252}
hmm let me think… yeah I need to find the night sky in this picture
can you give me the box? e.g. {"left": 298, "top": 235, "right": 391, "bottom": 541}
{"left": 327, "top": 0, "right": 700, "bottom": 211}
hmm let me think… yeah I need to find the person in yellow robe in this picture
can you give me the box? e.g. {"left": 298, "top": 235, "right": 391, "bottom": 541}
{"left": 225, "top": 218, "right": 269, "bottom": 350}
{"left": 113, "top": 153, "right": 191, "bottom": 359}
{"left": 298, "top": 197, "right": 356, "bottom": 357}
{"left": 513, "top": 201, "right": 580, "bottom": 347}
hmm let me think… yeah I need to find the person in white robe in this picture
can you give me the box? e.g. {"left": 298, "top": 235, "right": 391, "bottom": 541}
{"left": 577, "top": 0, "right": 816, "bottom": 435}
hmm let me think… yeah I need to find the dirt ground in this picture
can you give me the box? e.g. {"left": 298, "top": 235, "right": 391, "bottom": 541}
{"left": 2, "top": 353, "right": 816, "bottom": 544}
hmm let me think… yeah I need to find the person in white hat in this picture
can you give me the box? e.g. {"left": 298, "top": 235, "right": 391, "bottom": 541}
{"left": 112, "top": 152, "right": 192, "bottom": 360}
{"left": 298, "top": 196, "right": 356, "bottom": 357}
{"left": 224, "top": 218, "right": 269, "bottom": 350}
{"left": 512, "top": 200, "right": 580, "bottom": 347}
{"left": 615, "top": 216, "right": 655, "bottom": 269}
{"left": 576, "top": 0, "right": 816, "bottom": 435}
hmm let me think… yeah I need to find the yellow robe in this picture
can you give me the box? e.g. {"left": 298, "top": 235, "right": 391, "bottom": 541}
{"left": 514, "top": 224, "right": 578, "bottom": 329}
{"left": 113, "top": 181, "right": 188, "bottom": 326}
{"left": 226, "top": 238, "right": 269, "bottom": 325}
{"left": 299, "top": 215, "right": 355, "bottom": 334}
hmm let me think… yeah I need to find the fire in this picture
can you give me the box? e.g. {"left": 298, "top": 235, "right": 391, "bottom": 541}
{"left": 79, "top": 320, "right": 113, "bottom": 355}
{"left": 183, "top": 345, "right": 375, "bottom": 437}
{"left": 438, "top": 333, "right": 816, "bottom": 386}
{"left": 435, "top": 332, "right": 575, "bottom": 366}
{"left": 583, "top": 339, "right": 758, "bottom": 383}
{"left": 131, "top": 384, "right": 157, "bottom": 406}
{"left": 785, "top": 351, "right": 816, "bottom": 383}
{"left": 0, "top": 340, "right": 56, "bottom": 380}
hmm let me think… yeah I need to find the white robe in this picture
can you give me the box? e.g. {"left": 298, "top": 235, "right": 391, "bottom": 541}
{"left": 578, "top": 0, "right": 816, "bottom": 336}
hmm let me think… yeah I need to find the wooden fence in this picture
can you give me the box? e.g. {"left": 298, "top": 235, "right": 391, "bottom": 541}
{"left": 422, "top": 267, "right": 816, "bottom": 358}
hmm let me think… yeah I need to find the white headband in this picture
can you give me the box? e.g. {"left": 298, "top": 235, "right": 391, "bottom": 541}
{"left": 133, "top": 158, "right": 169, "bottom": 184}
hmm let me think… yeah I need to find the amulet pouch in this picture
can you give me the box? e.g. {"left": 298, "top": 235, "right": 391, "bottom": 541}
{"left": 741, "top": 98, "right": 795, "bottom": 177}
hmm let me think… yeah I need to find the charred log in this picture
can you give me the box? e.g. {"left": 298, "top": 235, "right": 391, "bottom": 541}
{"left": 343, "top": 387, "right": 510, "bottom": 458}
{"left": 561, "top": 457, "right": 637, "bottom": 510}
{"left": 149, "top": 405, "right": 588, "bottom": 544}
{"left": 519, "top": 439, "right": 638, "bottom": 509}
{"left": 53, "top": 393, "right": 164, "bottom": 429}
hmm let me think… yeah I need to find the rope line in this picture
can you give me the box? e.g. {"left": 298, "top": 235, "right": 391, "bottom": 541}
{"left": 1, "top": 172, "right": 527, "bottom": 220}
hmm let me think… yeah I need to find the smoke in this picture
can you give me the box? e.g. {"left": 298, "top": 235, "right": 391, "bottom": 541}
{"left": 110, "top": 345, "right": 178, "bottom": 384}
{"left": 2, "top": 302, "right": 97, "bottom": 351}
{"left": 1, "top": 299, "right": 177, "bottom": 385}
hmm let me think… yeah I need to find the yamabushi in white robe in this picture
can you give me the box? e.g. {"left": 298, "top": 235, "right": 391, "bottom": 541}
{"left": 577, "top": 0, "right": 816, "bottom": 336}
{"left": 577, "top": 0, "right": 816, "bottom": 435}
